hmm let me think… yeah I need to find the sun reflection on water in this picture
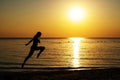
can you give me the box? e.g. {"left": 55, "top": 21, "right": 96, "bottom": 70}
{"left": 69, "top": 38, "right": 84, "bottom": 67}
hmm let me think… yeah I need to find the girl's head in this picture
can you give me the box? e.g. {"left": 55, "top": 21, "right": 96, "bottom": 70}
{"left": 35, "top": 32, "right": 42, "bottom": 37}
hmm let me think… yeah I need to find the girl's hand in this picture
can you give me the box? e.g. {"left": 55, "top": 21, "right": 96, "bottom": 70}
{"left": 25, "top": 43, "right": 28, "bottom": 46}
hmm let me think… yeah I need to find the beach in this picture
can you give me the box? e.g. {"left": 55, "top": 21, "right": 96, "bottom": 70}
{"left": 0, "top": 67, "right": 120, "bottom": 80}
{"left": 0, "top": 38, "right": 120, "bottom": 80}
{"left": 1, "top": 0, "right": 120, "bottom": 79}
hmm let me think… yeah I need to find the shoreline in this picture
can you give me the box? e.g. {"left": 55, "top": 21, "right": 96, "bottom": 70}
{"left": 0, "top": 68, "right": 120, "bottom": 80}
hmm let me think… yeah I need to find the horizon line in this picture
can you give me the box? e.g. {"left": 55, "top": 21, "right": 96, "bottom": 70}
{"left": 0, "top": 37, "right": 120, "bottom": 39}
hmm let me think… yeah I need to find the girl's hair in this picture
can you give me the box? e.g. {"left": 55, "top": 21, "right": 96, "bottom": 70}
{"left": 34, "top": 32, "right": 41, "bottom": 38}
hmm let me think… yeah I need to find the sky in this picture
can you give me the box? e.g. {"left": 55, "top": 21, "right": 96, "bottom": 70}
{"left": 0, "top": 0, "right": 120, "bottom": 38}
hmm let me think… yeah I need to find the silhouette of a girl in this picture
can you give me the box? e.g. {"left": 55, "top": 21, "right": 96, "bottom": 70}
{"left": 22, "top": 32, "right": 45, "bottom": 68}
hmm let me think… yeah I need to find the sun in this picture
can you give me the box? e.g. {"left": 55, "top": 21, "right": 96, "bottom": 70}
{"left": 68, "top": 6, "right": 85, "bottom": 22}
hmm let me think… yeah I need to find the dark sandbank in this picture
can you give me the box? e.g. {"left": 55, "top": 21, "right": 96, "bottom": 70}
{"left": 0, "top": 67, "right": 120, "bottom": 80}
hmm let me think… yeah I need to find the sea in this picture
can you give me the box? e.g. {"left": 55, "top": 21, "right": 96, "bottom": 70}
{"left": 0, "top": 38, "right": 120, "bottom": 70}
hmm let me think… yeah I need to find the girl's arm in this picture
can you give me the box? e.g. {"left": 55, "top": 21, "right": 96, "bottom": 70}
{"left": 25, "top": 39, "right": 33, "bottom": 46}
{"left": 39, "top": 39, "right": 40, "bottom": 43}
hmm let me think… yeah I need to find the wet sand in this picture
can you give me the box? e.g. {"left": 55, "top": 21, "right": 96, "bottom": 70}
{"left": 0, "top": 68, "right": 120, "bottom": 80}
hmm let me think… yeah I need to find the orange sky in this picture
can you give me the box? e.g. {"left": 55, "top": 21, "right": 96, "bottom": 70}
{"left": 0, "top": 0, "right": 120, "bottom": 38}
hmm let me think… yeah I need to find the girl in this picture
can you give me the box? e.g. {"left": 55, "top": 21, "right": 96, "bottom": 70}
{"left": 22, "top": 32, "right": 45, "bottom": 68}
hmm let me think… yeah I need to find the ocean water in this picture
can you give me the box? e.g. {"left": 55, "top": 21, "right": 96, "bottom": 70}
{"left": 0, "top": 38, "right": 120, "bottom": 69}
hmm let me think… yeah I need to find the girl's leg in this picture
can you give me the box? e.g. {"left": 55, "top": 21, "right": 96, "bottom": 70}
{"left": 36, "top": 46, "right": 45, "bottom": 58}
{"left": 21, "top": 49, "right": 34, "bottom": 68}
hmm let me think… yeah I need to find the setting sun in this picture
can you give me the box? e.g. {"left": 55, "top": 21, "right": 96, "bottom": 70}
{"left": 68, "top": 6, "right": 85, "bottom": 22}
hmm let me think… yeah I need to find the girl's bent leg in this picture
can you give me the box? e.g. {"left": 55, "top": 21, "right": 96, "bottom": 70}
{"left": 37, "top": 46, "right": 45, "bottom": 58}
